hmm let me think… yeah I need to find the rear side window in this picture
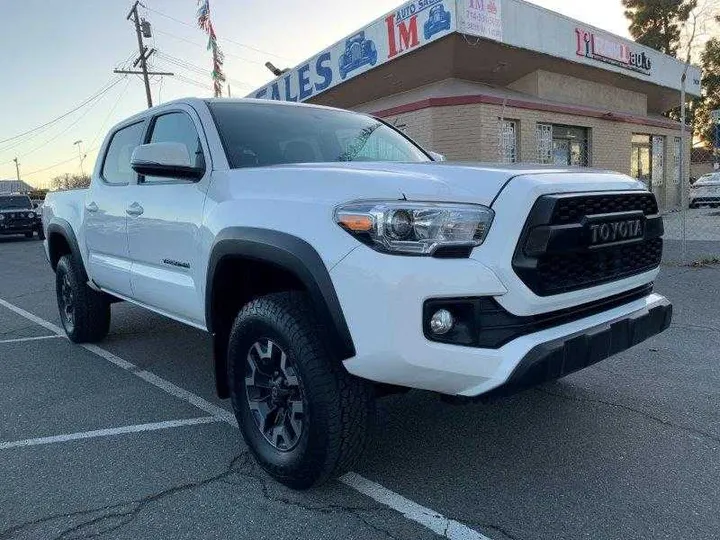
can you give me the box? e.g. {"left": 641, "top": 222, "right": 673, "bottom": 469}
{"left": 101, "top": 122, "right": 145, "bottom": 185}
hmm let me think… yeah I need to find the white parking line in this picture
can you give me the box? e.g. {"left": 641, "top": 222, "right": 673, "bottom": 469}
{"left": 0, "top": 335, "right": 64, "bottom": 345}
{"left": 0, "top": 297, "right": 237, "bottom": 427}
{"left": 341, "top": 473, "right": 491, "bottom": 540}
{"left": 0, "top": 417, "right": 221, "bottom": 450}
{"left": 0, "top": 296, "right": 490, "bottom": 540}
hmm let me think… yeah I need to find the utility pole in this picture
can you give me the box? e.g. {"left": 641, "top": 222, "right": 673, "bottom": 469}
{"left": 13, "top": 157, "right": 20, "bottom": 193}
{"left": 74, "top": 140, "right": 85, "bottom": 177}
{"left": 114, "top": 2, "right": 173, "bottom": 108}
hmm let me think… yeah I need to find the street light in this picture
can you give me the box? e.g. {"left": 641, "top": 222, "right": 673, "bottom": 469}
{"left": 73, "top": 140, "right": 85, "bottom": 177}
{"left": 265, "top": 61, "right": 289, "bottom": 77}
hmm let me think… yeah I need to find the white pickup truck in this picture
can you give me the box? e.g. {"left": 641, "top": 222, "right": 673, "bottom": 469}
{"left": 42, "top": 98, "right": 671, "bottom": 489}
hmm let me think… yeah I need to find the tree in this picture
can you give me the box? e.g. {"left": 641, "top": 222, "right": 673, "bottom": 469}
{"left": 622, "top": 0, "right": 698, "bottom": 56}
{"left": 695, "top": 29, "right": 720, "bottom": 148}
{"left": 51, "top": 173, "right": 91, "bottom": 191}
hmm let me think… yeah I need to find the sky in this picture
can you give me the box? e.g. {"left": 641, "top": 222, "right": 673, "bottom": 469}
{"left": 0, "top": 0, "right": 632, "bottom": 188}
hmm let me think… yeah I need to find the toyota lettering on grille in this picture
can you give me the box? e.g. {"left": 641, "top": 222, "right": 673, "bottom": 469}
{"left": 589, "top": 218, "right": 644, "bottom": 246}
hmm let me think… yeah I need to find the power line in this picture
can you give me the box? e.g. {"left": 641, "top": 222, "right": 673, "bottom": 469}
{"left": 89, "top": 77, "right": 133, "bottom": 149}
{"left": 156, "top": 50, "right": 253, "bottom": 88}
{"left": 23, "top": 151, "right": 97, "bottom": 179}
{"left": 0, "top": 77, "right": 126, "bottom": 165}
{"left": 138, "top": 2, "right": 295, "bottom": 62}
{"left": 153, "top": 28, "right": 266, "bottom": 66}
{"left": 172, "top": 73, "right": 214, "bottom": 92}
{"left": 0, "top": 77, "right": 123, "bottom": 146}
{"left": 20, "top": 79, "right": 132, "bottom": 182}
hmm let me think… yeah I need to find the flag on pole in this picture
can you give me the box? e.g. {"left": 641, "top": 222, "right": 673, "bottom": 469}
{"left": 196, "top": 0, "right": 225, "bottom": 97}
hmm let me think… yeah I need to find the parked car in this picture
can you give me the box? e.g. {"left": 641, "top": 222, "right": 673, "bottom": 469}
{"left": 424, "top": 4, "right": 452, "bottom": 40}
{"left": 0, "top": 194, "right": 42, "bottom": 239}
{"left": 43, "top": 98, "right": 671, "bottom": 489}
{"left": 338, "top": 32, "right": 377, "bottom": 79}
{"left": 689, "top": 172, "right": 720, "bottom": 208}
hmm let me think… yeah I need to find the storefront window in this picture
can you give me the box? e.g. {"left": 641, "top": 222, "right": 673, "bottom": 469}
{"left": 536, "top": 123, "right": 589, "bottom": 166}
{"left": 673, "top": 137, "right": 682, "bottom": 185}
{"left": 631, "top": 134, "right": 652, "bottom": 187}
{"left": 536, "top": 124, "right": 553, "bottom": 164}
{"left": 652, "top": 136, "right": 665, "bottom": 187}
{"left": 498, "top": 120, "right": 518, "bottom": 163}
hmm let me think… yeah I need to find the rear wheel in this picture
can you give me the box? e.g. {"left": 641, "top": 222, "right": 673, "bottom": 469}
{"left": 228, "top": 291, "right": 374, "bottom": 489}
{"left": 56, "top": 255, "right": 111, "bottom": 343}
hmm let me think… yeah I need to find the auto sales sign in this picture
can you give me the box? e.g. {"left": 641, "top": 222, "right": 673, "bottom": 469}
{"left": 252, "top": 0, "right": 457, "bottom": 102}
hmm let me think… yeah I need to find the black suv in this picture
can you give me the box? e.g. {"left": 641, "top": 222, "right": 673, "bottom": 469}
{"left": 0, "top": 195, "right": 43, "bottom": 239}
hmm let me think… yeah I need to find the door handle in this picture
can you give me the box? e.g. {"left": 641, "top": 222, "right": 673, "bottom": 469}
{"left": 126, "top": 202, "right": 144, "bottom": 217}
{"left": 85, "top": 201, "right": 99, "bottom": 213}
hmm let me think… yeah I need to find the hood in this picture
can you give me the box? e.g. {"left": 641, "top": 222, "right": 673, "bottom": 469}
{"left": 224, "top": 162, "right": 644, "bottom": 207}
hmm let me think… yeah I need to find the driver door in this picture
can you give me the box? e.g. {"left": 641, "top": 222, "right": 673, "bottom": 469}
{"left": 124, "top": 107, "right": 210, "bottom": 326}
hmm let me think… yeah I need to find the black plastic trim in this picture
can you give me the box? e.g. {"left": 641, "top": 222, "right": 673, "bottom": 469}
{"left": 480, "top": 296, "right": 672, "bottom": 400}
{"left": 512, "top": 191, "right": 664, "bottom": 296}
{"left": 423, "top": 284, "right": 655, "bottom": 349}
{"left": 46, "top": 219, "right": 86, "bottom": 278}
{"left": 206, "top": 227, "right": 355, "bottom": 361}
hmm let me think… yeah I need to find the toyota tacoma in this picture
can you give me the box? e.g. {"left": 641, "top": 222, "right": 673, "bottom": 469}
{"left": 42, "top": 98, "right": 671, "bottom": 489}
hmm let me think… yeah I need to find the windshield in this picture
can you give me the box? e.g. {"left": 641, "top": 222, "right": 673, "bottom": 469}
{"left": 208, "top": 102, "right": 430, "bottom": 169}
{"left": 0, "top": 195, "right": 32, "bottom": 210}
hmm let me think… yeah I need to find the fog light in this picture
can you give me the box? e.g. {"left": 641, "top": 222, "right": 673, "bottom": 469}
{"left": 430, "top": 309, "right": 454, "bottom": 335}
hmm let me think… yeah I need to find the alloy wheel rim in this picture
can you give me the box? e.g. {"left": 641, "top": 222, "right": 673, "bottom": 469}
{"left": 244, "top": 338, "right": 305, "bottom": 451}
{"left": 60, "top": 273, "right": 74, "bottom": 329}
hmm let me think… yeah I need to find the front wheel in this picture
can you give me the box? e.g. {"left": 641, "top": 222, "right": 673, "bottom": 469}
{"left": 24, "top": 231, "right": 33, "bottom": 239}
{"left": 228, "top": 291, "right": 375, "bottom": 489}
{"left": 56, "top": 255, "right": 111, "bottom": 343}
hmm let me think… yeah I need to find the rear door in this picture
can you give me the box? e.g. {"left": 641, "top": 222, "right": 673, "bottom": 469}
{"left": 84, "top": 120, "right": 145, "bottom": 297}
{"left": 124, "top": 106, "right": 210, "bottom": 327}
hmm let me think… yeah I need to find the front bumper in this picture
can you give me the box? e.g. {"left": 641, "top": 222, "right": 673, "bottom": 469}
{"left": 480, "top": 296, "right": 671, "bottom": 399}
{"left": 332, "top": 246, "right": 671, "bottom": 397}
{"left": 0, "top": 222, "right": 35, "bottom": 234}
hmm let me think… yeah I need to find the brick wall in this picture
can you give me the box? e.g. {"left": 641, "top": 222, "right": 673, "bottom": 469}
{"left": 382, "top": 102, "right": 690, "bottom": 211}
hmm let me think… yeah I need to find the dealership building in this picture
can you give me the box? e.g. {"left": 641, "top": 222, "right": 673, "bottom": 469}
{"left": 250, "top": 0, "right": 702, "bottom": 210}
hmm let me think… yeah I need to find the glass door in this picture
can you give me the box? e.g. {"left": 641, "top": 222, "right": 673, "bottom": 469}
{"left": 631, "top": 134, "right": 652, "bottom": 188}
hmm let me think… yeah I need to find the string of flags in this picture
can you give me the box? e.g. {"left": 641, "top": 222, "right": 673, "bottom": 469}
{"left": 196, "top": 0, "right": 225, "bottom": 97}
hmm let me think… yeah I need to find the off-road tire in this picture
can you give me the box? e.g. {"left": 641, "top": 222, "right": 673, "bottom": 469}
{"left": 228, "top": 291, "right": 374, "bottom": 489}
{"left": 56, "top": 254, "right": 111, "bottom": 343}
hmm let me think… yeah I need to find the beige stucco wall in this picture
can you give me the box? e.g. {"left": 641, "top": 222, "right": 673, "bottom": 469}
{"left": 381, "top": 102, "right": 690, "bottom": 210}
{"left": 509, "top": 70, "right": 648, "bottom": 116}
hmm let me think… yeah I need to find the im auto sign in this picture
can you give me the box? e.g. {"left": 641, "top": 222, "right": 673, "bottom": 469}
{"left": 252, "top": 0, "right": 458, "bottom": 103}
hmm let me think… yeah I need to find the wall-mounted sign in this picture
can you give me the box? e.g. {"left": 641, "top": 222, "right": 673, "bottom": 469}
{"left": 457, "top": 0, "right": 502, "bottom": 42}
{"left": 575, "top": 28, "right": 652, "bottom": 75}
{"left": 252, "top": 0, "right": 456, "bottom": 103}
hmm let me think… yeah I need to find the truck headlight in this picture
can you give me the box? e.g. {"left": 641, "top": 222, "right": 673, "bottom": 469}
{"left": 335, "top": 201, "right": 494, "bottom": 256}
{"left": 28, "top": 212, "right": 35, "bottom": 219}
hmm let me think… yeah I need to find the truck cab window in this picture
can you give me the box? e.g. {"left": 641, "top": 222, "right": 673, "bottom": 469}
{"left": 101, "top": 122, "right": 145, "bottom": 185}
{"left": 144, "top": 112, "right": 205, "bottom": 183}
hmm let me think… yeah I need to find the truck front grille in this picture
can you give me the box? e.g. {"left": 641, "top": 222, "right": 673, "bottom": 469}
{"left": 513, "top": 192, "right": 663, "bottom": 296}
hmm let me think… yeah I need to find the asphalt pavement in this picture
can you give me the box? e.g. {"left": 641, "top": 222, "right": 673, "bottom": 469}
{"left": 0, "top": 235, "right": 718, "bottom": 540}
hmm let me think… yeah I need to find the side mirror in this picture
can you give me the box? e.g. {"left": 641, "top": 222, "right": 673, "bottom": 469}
{"left": 428, "top": 151, "right": 446, "bottom": 162}
{"left": 131, "top": 142, "right": 204, "bottom": 180}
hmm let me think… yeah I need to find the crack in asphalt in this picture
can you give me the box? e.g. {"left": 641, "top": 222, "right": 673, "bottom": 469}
{"left": 535, "top": 388, "right": 720, "bottom": 445}
{"left": 0, "top": 452, "right": 412, "bottom": 540}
